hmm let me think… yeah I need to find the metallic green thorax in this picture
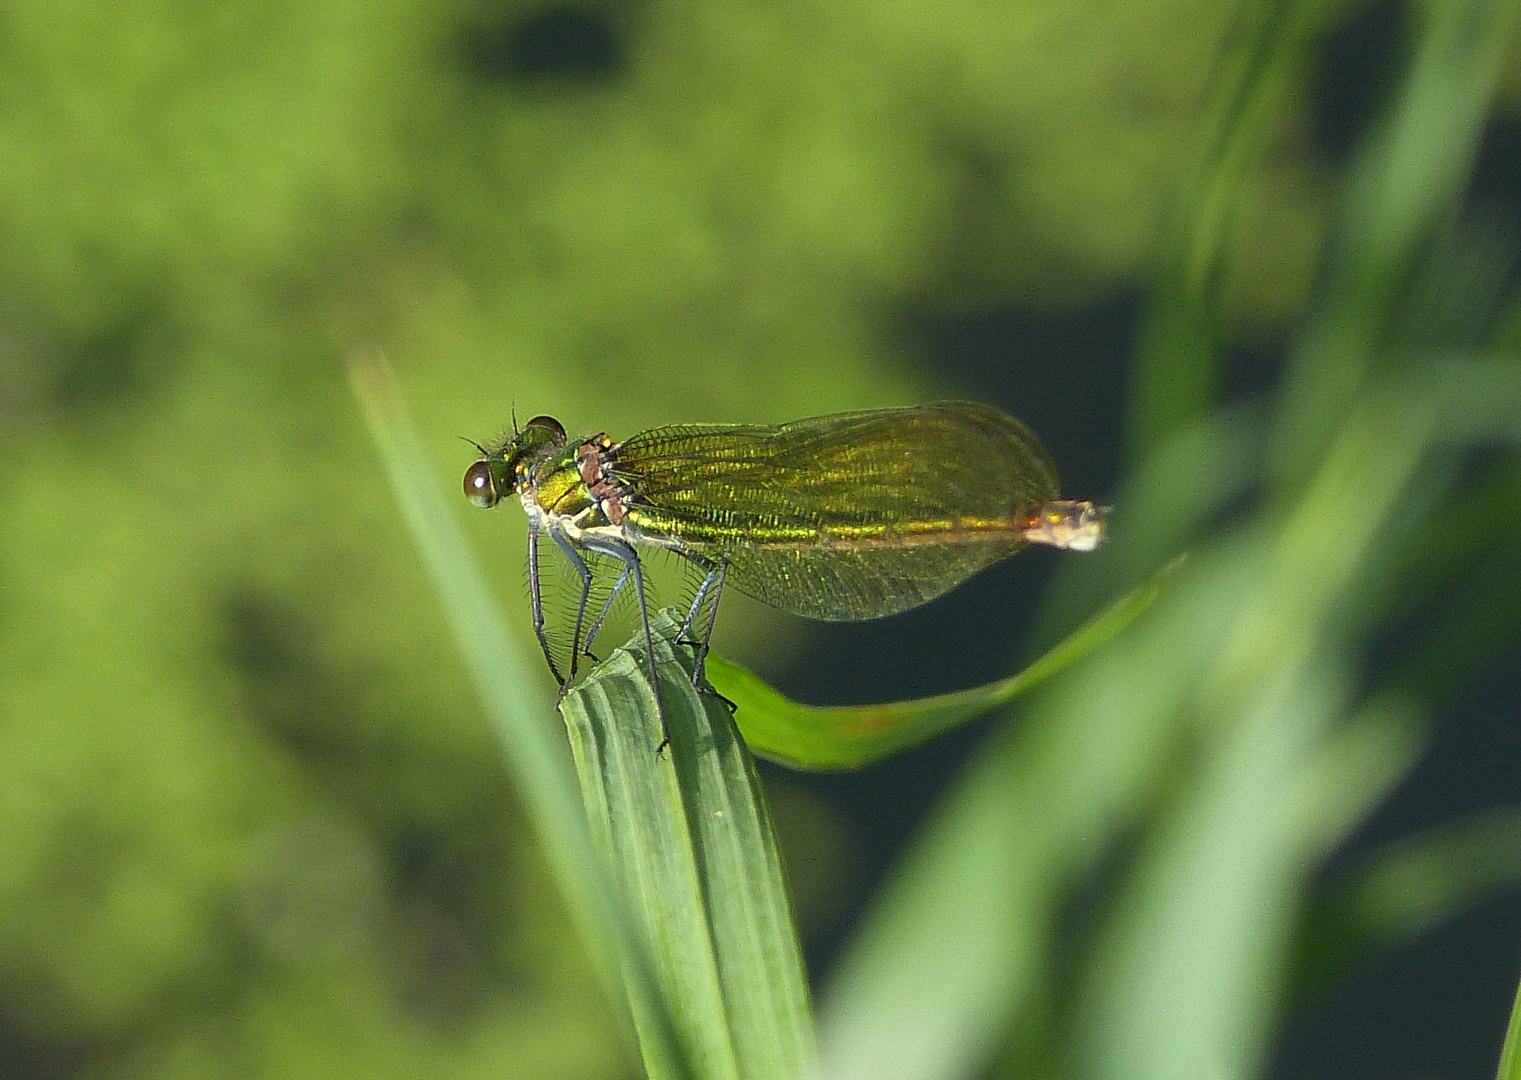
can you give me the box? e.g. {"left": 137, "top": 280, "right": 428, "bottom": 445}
{"left": 464, "top": 402, "right": 1106, "bottom": 708}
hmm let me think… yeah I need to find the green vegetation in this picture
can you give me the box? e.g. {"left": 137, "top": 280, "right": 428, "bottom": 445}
{"left": 2, "top": 0, "right": 1519, "bottom": 1077}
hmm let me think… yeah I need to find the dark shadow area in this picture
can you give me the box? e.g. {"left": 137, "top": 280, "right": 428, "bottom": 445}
{"left": 0, "top": 1008, "right": 91, "bottom": 1080}
{"left": 1278, "top": 892, "right": 1521, "bottom": 1079}
{"left": 463, "top": 4, "right": 627, "bottom": 85}
{"left": 1472, "top": 113, "right": 1521, "bottom": 214}
{"left": 223, "top": 588, "right": 358, "bottom": 766}
{"left": 1309, "top": 0, "right": 1411, "bottom": 166}
{"left": 221, "top": 588, "right": 532, "bottom": 1025}
{"left": 900, "top": 295, "right": 1135, "bottom": 499}
{"left": 49, "top": 290, "right": 181, "bottom": 411}
{"left": 1274, "top": 651, "right": 1521, "bottom": 1080}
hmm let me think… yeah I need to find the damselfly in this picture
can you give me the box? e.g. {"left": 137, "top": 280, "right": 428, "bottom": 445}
{"left": 464, "top": 401, "right": 1106, "bottom": 742}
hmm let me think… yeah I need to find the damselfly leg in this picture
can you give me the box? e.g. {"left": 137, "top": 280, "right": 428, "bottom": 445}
{"left": 525, "top": 526, "right": 566, "bottom": 688}
{"left": 677, "top": 557, "right": 733, "bottom": 709}
{"left": 579, "top": 531, "right": 670, "bottom": 751}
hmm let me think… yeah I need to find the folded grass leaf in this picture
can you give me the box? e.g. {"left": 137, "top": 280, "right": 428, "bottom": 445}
{"left": 709, "top": 558, "right": 1182, "bottom": 771}
{"left": 561, "top": 612, "right": 817, "bottom": 1080}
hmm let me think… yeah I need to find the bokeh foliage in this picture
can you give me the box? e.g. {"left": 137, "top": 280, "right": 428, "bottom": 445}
{"left": 1, "top": 0, "right": 1519, "bottom": 1078}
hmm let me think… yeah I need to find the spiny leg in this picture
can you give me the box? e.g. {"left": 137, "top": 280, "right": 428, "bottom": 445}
{"left": 678, "top": 558, "right": 721, "bottom": 639}
{"left": 547, "top": 526, "right": 597, "bottom": 695}
{"left": 527, "top": 526, "right": 566, "bottom": 688}
{"left": 677, "top": 555, "right": 733, "bottom": 710}
{"left": 581, "top": 564, "right": 632, "bottom": 664}
{"left": 582, "top": 532, "right": 668, "bottom": 752}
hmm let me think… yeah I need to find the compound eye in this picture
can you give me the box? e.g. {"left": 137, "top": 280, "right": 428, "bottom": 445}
{"left": 524, "top": 415, "right": 567, "bottom": 442}
{"left": 464, "top": 460, "right": 500, "bottom": 508}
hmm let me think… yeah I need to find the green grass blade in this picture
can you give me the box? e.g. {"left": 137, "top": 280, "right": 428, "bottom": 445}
{"left": 709, "top": 558, "right": 1181, "bottom": 771}
{"left": 816, "top": 549, "right": 1245, "bottom": 1080}
{"left": 347, "top": 355, "right": 695, "bottom": 1078}
{"left": 561, "top": 611, "right": 818, "bottom": 1080}
{"left": 1130, "top": 0, "right": 1315, "bottom": 456}
{"left": 1274, "top": 0, "right": 1521, "bottom": 477}
{"left": 1075, "top": 680, "right": 1420, "bottom": 1080}
{"left": 1498, "top": 971, "right": 1521, "bottom": 1080}
{"left": 1301, "top": 807, "right": 1521, "bottom": 997}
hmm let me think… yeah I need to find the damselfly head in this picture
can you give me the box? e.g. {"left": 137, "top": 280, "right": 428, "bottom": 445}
{"left": 1022, "top": 500, "right": 1109, "bottom": 551}
{"left": 464, "top": 415, "right": 569, "bottom": 509}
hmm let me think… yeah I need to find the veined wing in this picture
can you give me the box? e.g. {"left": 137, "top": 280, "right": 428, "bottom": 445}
{"left": 533, "top": 535, "right": 630, "bottom": 681}
{"left": 608, "top": 401, "right": 1061, "bottom": 620}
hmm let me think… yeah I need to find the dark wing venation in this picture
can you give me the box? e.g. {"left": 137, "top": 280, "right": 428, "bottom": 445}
{"left": 533, "top": 541, "right": 629, "bottom": 678}
{"left": 724, "top": 540, "right": 1024, "bottom": 620}
{"left": 609, "top": 401, "right": 1058, "bottom": 620}
{"left": 612, "top": 401, "right": 1058, "bottom": 536}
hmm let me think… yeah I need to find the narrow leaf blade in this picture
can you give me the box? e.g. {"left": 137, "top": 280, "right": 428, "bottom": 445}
{"left": 710, "top": 559, "right": 1181, "bottom": 771}
{"left": 562, "top": 611, "right": 818, "bottom": 1080}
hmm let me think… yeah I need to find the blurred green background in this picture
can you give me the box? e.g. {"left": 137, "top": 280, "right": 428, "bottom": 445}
{"left": 2, "top": 0, "right": 1520, "bottom": 1077}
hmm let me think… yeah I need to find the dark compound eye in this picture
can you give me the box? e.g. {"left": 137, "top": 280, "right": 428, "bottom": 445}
{"left": 524, "top": 415, "right": 567, "bottom": 442}
{"left": 464, "top": 460, "right": 500, "bottom": 508}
